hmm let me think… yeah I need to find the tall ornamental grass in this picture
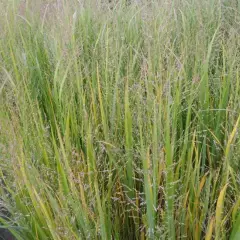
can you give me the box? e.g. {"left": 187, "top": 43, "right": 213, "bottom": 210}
{"left": 0, "top": 0, "right": 240, "bottom": 239}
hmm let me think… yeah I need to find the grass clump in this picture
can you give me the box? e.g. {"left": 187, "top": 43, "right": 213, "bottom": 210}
{"left": 0, "top": 0, "right": 240, "bottom": 239}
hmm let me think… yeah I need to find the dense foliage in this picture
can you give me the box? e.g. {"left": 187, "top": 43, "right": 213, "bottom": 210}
{"left": 0, "top": 0, "right": 240, "bottom": 239}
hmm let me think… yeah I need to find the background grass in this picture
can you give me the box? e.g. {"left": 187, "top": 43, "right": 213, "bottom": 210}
{"left": 0, "top": 0, "right": 240, "bottom": 239}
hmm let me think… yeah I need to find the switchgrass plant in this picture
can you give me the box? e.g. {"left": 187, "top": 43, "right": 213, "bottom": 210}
{"left": 0, "top": 0, "right": 240, "bottom": 239}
